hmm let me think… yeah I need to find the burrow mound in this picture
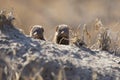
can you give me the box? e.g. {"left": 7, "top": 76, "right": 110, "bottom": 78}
{"left": 0, "top": 11, "right": 120, "bottom": 80}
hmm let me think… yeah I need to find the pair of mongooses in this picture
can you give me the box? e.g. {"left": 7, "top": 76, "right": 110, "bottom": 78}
{"left": 30, "top": 24, "right": 69, "bottom": 45}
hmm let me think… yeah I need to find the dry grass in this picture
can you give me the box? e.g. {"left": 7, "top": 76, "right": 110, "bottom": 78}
{"left": 69, "top": 25, "right": 88, "bottom": 47}
{"left": 93, "top": 19, "right": 111, "bottom": 51}
{"left": 68, "top": 18, "right": 120, "bottom": 55}
{"left": 94, "top": 19, "right": 120, "bottom": 55}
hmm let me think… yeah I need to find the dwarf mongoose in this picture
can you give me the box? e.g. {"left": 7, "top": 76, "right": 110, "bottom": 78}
{"left": 54, "top": 24, "right": 69, "bottom": 45}
{"left": 30, "top": 25, "right": 45, "bottom": 40}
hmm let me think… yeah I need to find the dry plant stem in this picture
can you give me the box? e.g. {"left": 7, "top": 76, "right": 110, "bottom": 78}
{"left": 57, "top": 68, "right": 66, "bottom": 80}
{"left": 83, "top": 24, "right": 91, "bottom": 45}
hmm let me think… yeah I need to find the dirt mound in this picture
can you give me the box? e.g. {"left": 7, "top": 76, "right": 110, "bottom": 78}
{"left": 0, "top": 13, "right": 120, "bottom": 80}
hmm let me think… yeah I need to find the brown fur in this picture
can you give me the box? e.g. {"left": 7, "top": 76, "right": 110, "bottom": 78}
{"left": 30, "top": 25, "right": 45, "bottom": 40}
{"left": 53, "top": 24, "right": 69, "bottom": 45}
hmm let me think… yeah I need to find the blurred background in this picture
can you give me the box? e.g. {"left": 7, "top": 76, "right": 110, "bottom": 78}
{"left": 0, "top": 0, "right": 120, "bottom": 41}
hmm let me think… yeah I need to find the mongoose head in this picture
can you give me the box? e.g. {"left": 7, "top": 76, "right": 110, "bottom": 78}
{"left": 30, "top": 25, "right": 45, "bottom": 40}
{"left": 55, "top": 24, "right": 69, "bottom": 45}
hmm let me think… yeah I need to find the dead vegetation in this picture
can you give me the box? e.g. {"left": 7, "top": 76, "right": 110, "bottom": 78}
{"left": 91, "top": 19, "right": 111, "bottom": 51}
{"left": 69, "top": 24, "right": 87, "bottom": 47}
{"left": 68, "top": 18, "right": 120, "bottom": 56}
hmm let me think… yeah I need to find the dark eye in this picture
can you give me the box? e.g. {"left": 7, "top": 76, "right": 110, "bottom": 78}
{"left": 59, "top": 29, "right": 62, "bottom": 32}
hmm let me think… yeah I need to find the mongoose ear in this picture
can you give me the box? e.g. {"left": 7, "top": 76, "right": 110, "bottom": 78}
{"left": 56, "top": 26, "right": 59, "bottom": 31}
